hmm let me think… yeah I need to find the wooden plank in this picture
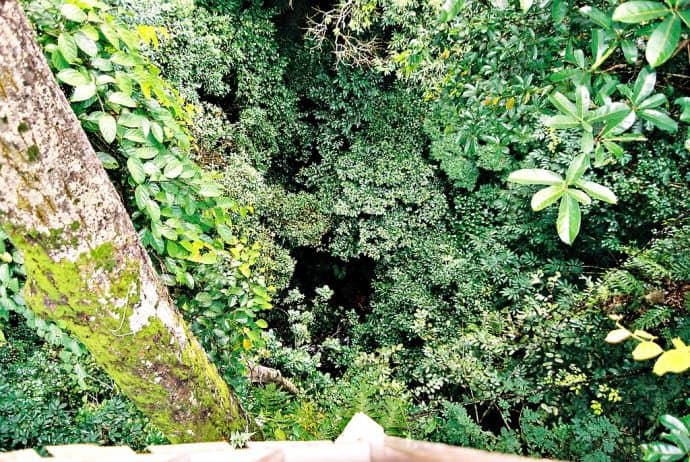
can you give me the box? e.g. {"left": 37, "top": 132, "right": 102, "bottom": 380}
{"left": 46, "top": 445, "right": 136, "bottom": 460}
{"left": 147, "top": 442, "right": 232, "bottom": 455}
{"left": 0, "top": 449, "right": 44, "bottom": 461}
{"left": 375, "top": 436, "right": 560, "bottom": 462}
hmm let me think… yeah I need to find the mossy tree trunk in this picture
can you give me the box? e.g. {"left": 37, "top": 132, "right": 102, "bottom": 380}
{"left": 0, "top": 0, "right": 249, "bottom": 442}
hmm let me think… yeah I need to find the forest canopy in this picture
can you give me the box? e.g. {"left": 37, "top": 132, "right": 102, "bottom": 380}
{"left": 0, "top": 0, "right": 689, "bottom": 460}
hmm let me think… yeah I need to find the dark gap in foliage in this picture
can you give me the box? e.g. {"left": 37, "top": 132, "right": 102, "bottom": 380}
{"left": 196, "top": 70, "right": 240, "bottom": 123}
{"left": 290, "top": 246, "right": 375, "bottom": 317}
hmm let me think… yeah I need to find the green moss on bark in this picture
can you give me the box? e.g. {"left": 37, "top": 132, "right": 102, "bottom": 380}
{"left": 5, "top": 225, "right": 246, "bottom": 442}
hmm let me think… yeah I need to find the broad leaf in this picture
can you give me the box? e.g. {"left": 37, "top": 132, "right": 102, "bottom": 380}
{"left": 575, "top": 179, "right": 618, "bottom": 204}
{"left": 568, "top": 189, "right": 592, "bottom": 205}
{"left": 565, "top": 154, "right": 590, "bottom": 184}
{"left": 549, "top": 92, "right": 578, "bottom": 118}
{"left": 605, "top": 328, "right": 632, "bottom": 343}
{"left": 74, "top": 31, "right": 98, "bottom": 57}
{"left": 531, "top": 185, "right": 564, "bottom": 211}
{"left": 557, "top": 194, "right": 581, "bottom": 245}
{"left": 127, "top": 157, "right": 146, "bottom": 184}
{"left": 638, "top": 93, "right": 668, "bottom": 110}
{"left": 632, "top": 68, "right": 657, "bottom": 105}
{"left": 508, "top": 169, "right": 564, "bottom": 185}
{"left": 646, "top": 16, "right": 681, "bottom": 67}
{"left": 60, "top": 4, "right": 86, "bottom": 22}
{"left": 108, "top": 92, "right": 137, "bottom": 107}
{"left": 653, "top": 347, "right": 690, "bottom": 375}
{"left": 70, "top": 83, "right": 96, "bottom": 102}
{"left": 575, "top": 86, "right": 590, "bottom": 119}
{"left": 612, "top": 1, "right": 670, "bottom": 23}
{"left": 621, "top": 39, "right": 639, "bottom": 63}
{"left": 544, "top": 114, "right": 580, "bottom": 129}
{"left": 639, "top": 108, "right": 678, "bottom": 131}
{"left": 98, "top": 113, "right": 117, "bottom": 143}
{"left": 632, "top": 340, "right": 664, "bottom": 360}
{"left": 56, "top": 68, "right": 89, "bottom": 87}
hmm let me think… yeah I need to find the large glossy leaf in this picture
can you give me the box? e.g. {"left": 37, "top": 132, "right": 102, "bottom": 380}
{"left": 544, "top": 114, "right": 580, "bottom": 128}
{"left": 632, "top": 340, "right": 664, "bottom": 360}
{"left": 612, "top": 1, "right": 670, "bottom": 23}
{"left": 557, "top": 194, "right": 581, "bottom": 245}
{"left": 638, "top": 93, "right": 668, "bottom": 110}
{"left": 56, "top": 68, "right": 89, "bottom": 87}
{"left": 98, "top": 113, "right": 117, "bottom": 144}
{"left": 531, "top": 185, "right": 564, "bottom": 211}
{"left": 549, "top": 92, "right": 578, "bottom": 118}
{"left": 575, "top": 179, "right": 618, "bottom": 204}
{"left": 575, "top": 86, "right": 590, "bottom": 119}
{"left": 646, "top": 15, "right": 681, "bottom": 67}
{"left": 639, "top": 108, "right": 679, "bottom": 131}
{"left": 508, "top": 169, "right": 564, "bottom": 185}
{"left": 587, "top": 102, "right": 631, "bottom": 125}
{"left": 565, "top": 154, "right": 590, "bottom": 185}
{"left": 580, "top": 6, "right": 613, "bottom": 29}
{"left": 568, "top": 189, "right": 592, "bottom": 205}
{"left": 632, "top": 68, "right": 656, "bottom": 105}
{"left": 621, "top": 39, "right": 639, "bottom": 63}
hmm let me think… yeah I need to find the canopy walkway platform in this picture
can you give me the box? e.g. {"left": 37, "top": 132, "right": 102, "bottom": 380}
{"left": 0, "top": 413, "right": 558, "bottom": 462}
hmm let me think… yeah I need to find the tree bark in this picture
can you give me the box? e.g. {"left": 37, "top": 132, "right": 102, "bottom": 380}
{"left": 0, "top": 0, "right": 249, "bottom": 443}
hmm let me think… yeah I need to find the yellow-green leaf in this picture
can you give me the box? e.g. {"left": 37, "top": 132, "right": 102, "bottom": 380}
{"left": 632, "top": 341, "right": 664, "bottom": 361}
{"left": 605, "top": 328, "right": 632, "bottom": 344}
{"left": 653, "top": 348, "right": 690, "bottom": 375}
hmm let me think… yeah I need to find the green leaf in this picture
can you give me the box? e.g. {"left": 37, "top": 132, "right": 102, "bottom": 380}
{"left": 544, "top": 114, "right": 580, "bottom": 129}
{"left": 98, "top": 113, "right": 117, "bottom": 143}
{"left": 646, "top": 15, "right": 681, "bottom": 68}
{"left": 679, "top": 9, "right": 690, "bottom": 28}
{"left": 605, "top": 328, "right": 632, "bottom": 343}
{"left": 74, "top": 31, "right": 98, "bottom": 57}
{"left": 256, "top": 319, "right": 268, "bottom": 329}
{"left": 127, "top": 157, "right": 146, "bottom": 184}
{"left": 580, "top": 6, "right": 613, "bottom": 29}
{"left": 568, "top": 188, "right": 592, "bottom": 206}
{"left": 612, "top": 1, "right": 670, "bottom": 23}
{"left": 575, "top": 86, "right": 590, "bottom": 119}
{"left": 58, "top": 33, "right": 78, "bottom": 64}
{"left": 639, "top": 108, "right": 678, "bottom": 131}
{"left": 557, "top": 194, "right": 581, "bottom": 245}
{"left": 199, "top": 183, "right": 222, "bottom": 197}
{"left": 507, "top": 169, "right": 564, "bottom": 185}
{"left": 621, "top": 39, "right": 639, "bottom": 63}
{"left": 56, "top": 68, "right": 89, "bottom": 87}
{"left": 134, "top": 147, "right": 159, "bottom": 159}
{"left": 581, "top": 130, "right": 594, "bottom": 154}
{"left": 108, "top": 92, "right": 137, "bottom": 107}
{"left": 60, "top": 4, "right": 87, "bottom": 22}
{"left": 565, "top": 154, "right": 590, "bottom": 185}
{"left": 549, "top": 92, "right": 578, "bottom": 118}
{"left": 96, "top": 151, "right": 119, "bottom": 169}
{"left": 520, "top": 0, "right": 533, "bottom": 13}
{"left": 70, "top": 83, "right": 96, "bottom": 102}
{"left": 100, "top": 23, "right": 120, "bottom": 49}
{"left": 575, "top": 179, "right": 618, "bottom": 203}
{"left": 660, "top": 415, "right": 690, "bottom": 435}
{"left": 632, "top": 340, "right": 664, "bottom": 360}
{"left": 638, "top": 93, "right": 668, "bottom": 110}
{"left": 439, "top": 0, "right": 464, "bottom": 21}
{"left": 163, "top": 159, "right": 184, "bottom": 179}
{"left": 632, "top": 68, "right": 657, "bottom": 105}
{"left": 531, "top": 185, "right": 564, "bottom": 211}
{"left": 151, "top": 122, "right": 164, "bottom": 143}
{"left": 110, "top": 51, "right": 138, "bottom": 67}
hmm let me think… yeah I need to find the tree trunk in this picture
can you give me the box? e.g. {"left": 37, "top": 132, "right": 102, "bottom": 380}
{"left": 0, "top": 0, "right": 249, "bottom": 443}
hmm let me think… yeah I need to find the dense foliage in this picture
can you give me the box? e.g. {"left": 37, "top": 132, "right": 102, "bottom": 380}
{"left": 1, "top": 0, "right": 689, "bottom": 459}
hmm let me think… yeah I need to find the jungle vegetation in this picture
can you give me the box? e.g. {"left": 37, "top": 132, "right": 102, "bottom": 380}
{"left": 0, "top": 0, "right": 689, "bottom": 460}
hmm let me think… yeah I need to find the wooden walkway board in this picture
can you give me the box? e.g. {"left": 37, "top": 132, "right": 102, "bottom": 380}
{"left": 0, "top": 413, "right": 563, "bottom": 462}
